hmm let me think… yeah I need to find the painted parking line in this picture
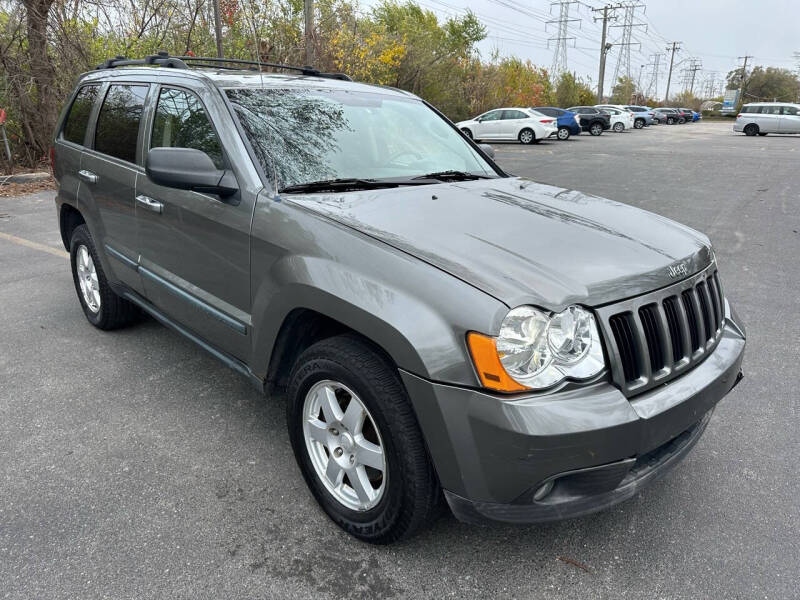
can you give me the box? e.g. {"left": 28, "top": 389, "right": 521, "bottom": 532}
{"left": 0, "top": 231, "right": 69, "bottom": 259}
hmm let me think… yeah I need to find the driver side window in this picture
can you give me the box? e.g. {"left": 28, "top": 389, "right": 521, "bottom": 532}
{"left": 480, "top": 111, "right": 501, "bottom": 122}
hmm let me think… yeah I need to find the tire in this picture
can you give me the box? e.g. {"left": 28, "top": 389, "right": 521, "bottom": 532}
{"left": 634, "top": 118, "right": 645, "bottom": 129}
{"left": 460, "top": 128, "right": 473, "bottom": 140}
{"left": 613, "top": 122, "right": 625, "bottom": 133}
{"left": 518, "top": 128, "right": 535, "bottom": 145}
{"left": 678, "top": 117, "right": 686, "bottom": 124}
{"left": 287, "top": 334, "right": 441, "bottom": 544}
{"left": 744, "top": 123, "right": 759, "bottom": 136}
{"left": 589, "top": 122, "right": 603, "bottom": 136}
{"left": 667, "top": 117, "right": 675, "bottom": 125}
{"left": 69, "top": 224, "right": 138, "bottom": 330}
{"left": 556, "top": 126, "right": 570, "bottom": 141}
{"left": 758, "top": 132, "right": 768, "bottom": 136}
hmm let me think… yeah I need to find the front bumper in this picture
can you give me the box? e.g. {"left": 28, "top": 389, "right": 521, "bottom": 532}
{"left": 401, "top": 310, "right": 745, "bottom": 524}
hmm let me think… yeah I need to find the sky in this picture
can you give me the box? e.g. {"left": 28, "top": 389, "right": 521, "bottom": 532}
{"left": 361, "top": 0, "right": 800, "bottom": 100}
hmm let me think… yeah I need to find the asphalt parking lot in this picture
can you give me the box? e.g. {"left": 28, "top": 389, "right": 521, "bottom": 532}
{"left": 1, "top": 120, "right": 798, "bottom": 599}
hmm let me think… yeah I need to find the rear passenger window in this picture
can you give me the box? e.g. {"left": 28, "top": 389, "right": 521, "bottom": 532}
{"left": 94, "top": 84, "right": 149, "bottom": 163}
{"left": 62, "top": 85, "right": 99, "bottom": 145}
{"left": 151, "top": 87, "right": 224, "bottom": 169}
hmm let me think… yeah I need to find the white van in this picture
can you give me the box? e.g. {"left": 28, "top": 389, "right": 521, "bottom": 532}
{"left": 734, "top": 102, "right": 800, "bottom": 136}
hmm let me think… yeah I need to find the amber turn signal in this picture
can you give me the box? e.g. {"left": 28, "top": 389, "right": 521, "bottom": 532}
{"left": 466, "top": 332, "right": 529, "bottom": 393}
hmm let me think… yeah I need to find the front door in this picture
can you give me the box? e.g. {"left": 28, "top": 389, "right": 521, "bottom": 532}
{"left": 779, "top": 105, "right": 800, "bottom": 133}
{"left": 80, "top": 83, "right": 151, "bottom": 294}
{"left": 475, "top": 110, "right": 503, "bottom": 139}
{"left": 135, "top": 85, "right": 253, "bottom": 360}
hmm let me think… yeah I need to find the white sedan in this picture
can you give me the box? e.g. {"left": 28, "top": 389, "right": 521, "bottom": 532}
{"left": 595, "top": 105, "right": 635, "bottom": 132}
{"left": 456, "top": 108, "right": 558, "bottom": 145}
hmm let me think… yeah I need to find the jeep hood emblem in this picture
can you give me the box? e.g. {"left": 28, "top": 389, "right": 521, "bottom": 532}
{"left": 668, "top": 262, "right": 689, "bottom": 279}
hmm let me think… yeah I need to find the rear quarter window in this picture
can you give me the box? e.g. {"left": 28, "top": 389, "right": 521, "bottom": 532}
{"left": 62, "top": 85, "right": 100, "bottom": 145}
{"left": 94, "top": 84, "right": 149, "bottom": 163}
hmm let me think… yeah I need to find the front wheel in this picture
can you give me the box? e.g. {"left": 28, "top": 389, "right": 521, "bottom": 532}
{"left": 589, "top": 122, "right": 603, "bottom": 136}
{"left": 287, "top": 334, "right": 441, "bottom": 544}
{"left": 613, "top": 122, "right": 625, "bottom": 133}
{"left": 556, "top": 126, "right": 570, "bottom": 140}
{"left": 678, "top": 117, "right": 686, "bottom": 124}
{"left": 518, "top": 128, "right": 536, "bottom": 145}
{"left": 460, "top": 128, "right": 473, "bottom": 139}
{"left": 667, "top": 117, "right": 675, "bottom": 125}
{"left": 634, "top": 118, "right": 645, "bottom": 129}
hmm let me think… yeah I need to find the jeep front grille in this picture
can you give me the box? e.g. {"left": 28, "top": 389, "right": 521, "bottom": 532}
{"left": 596, "top": 265, "right": 725, "bottom": 397}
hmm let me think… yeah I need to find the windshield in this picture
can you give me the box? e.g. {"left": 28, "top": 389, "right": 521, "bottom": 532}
{"left": 225, "top": 87, "right": 498, "bottom": 191}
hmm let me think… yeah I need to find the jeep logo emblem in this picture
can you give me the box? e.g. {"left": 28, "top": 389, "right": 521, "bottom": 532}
{"left": 668, "top": 262, "right": 689, "bottom": 279}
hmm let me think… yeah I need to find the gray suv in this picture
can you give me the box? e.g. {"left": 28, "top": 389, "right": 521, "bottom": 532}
{"left": 53, "top": 53, "right": 746, "bottom": 544}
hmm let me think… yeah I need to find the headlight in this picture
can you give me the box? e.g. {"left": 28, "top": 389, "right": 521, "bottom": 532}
{"left": 468, "top": 305, "right": 606, "bottom": 392}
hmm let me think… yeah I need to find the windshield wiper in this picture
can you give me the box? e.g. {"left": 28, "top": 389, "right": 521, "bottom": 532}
{"left": 411, "top": 170, "right": 491, "bottom": 182}
{"left": 280, "top": 178, "right": 404, "bottom": 194}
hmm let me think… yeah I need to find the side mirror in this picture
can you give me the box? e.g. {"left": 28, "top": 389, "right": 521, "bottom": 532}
{"left": 146, "top": 147, "right": 238, "bottom": 197}
{"left": 479, "top": 143, "right": 495, "bottom": 159}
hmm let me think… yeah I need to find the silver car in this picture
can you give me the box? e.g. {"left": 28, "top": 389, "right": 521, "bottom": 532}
{"left": 734, "top": 102, "right": 800, "bottom": 136}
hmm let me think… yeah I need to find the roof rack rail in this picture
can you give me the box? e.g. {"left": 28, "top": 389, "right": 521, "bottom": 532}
{"left": 95, "top": 51, "right": 352, "bottom": 81}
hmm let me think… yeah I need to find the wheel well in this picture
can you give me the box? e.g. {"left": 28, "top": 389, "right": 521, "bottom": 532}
{"left": 59, "top": 204, "right": 85, "bottom": 250}
{"left": 265, "top": 309, "right": 394, "bottom": 393}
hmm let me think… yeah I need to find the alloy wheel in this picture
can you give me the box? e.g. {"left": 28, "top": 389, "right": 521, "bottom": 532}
{"left": 76, "top": 244, "right": 100, "bottom": 313}
{"left": 519, "top": 129, "right": 534, "bottom": 144}
{"left": 302, "top": 380, "right": 387, "bottom": 511}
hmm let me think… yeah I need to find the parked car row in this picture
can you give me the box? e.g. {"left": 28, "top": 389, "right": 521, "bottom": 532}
{"left": 456, "top": 104, "right": 692, "bottom": 144}
{"left": 651, "top": 107, "right": 701, "bottom": 125}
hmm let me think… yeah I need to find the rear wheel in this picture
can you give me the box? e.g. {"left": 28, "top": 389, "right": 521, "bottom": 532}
{"left": 556, "top": 126, "right": 570, "bottom": 140}
{"left": 589, "top": 122, "right": 603, "bottom": 136}
{"left": 69, "top": 224, "right": 138, "bottom": 330}
{"left": 667, "top": 117, "right": 675, "bottom": 125}
{"left": 287, "top": 334, "right": 441, "bottom": 544}
{"left": 634, "top": 118, "right": 645, "bottom": 129}
{"left": 744, "top": 123, "right": 759, "bottom": 136}
{"left": 518, "top": 128, "right": 536, "bottom": 145}
{"left": 613, "top": 122, "right": 625, "bottom": 133}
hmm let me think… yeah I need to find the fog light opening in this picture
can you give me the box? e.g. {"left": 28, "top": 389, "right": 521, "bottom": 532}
{"left": 533, "top": 480, "right": 555, "bottom": 501}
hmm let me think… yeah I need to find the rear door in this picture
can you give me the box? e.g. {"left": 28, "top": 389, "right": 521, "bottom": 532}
{"left": 80, "top": 82, "right": 151, "bottom": 293}
{"left": 779, "top": 105, "right": 800, "bottom": 133}
{"left": 134, "top": 84, "right": 253, "bottom": 359}
{"left": 500, "top": 109, "right": 529, "bottom": 138}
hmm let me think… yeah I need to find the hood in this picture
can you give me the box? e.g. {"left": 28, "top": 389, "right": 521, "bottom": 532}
{"left": 288, "top": 177, "right": 713, "bottom": 310}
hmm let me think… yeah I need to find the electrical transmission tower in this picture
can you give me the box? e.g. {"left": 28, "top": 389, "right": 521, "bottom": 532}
{"left": 609, "top": 2, "right": 646, "bottom": 85}
{"left": 645, "top": 53, "right": 664, "bottom": 99}
{"left": 547, "top": 1, "right": 580, "bottom": 81}
{"left": 684, "top": 58, "right": 703, "bottom": 94}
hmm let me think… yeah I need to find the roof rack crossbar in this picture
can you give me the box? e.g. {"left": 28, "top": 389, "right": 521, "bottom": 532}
{"left": 95, "top": 51, "right": 352, "bottom": 81}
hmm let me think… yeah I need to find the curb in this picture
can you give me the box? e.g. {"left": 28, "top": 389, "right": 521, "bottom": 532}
{"left": 1, "top": 172, "right": 51, "bottom": 184}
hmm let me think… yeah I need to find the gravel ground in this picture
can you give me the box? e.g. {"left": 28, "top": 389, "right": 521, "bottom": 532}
{"left": 1, "top": 120, "right": 798, "bottom": 599}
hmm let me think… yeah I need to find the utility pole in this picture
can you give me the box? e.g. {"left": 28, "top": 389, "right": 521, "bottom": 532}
{"left": 737, "top": 55, "right": 753, "bottom": 104}
{"left": 212, "top": 0, "right": 223, "bottom": 58}
{"left": 664, "top": 41, "right": 681, "bottom": 102}
{"left": 609, "top": 3, "right": 647, "bottom": 85}
{"left": 304, "top": 0, "right": 315, "bottom": 66}
{"left": 592, "top": 3, "right": 624, "bottom": 102}
{"left": 547, "top": 1, "right": 580, "bottom": 82}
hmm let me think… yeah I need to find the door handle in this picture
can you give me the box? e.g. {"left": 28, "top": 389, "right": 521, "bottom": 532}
{"left": 135, "top": 195, "right": 163, "bottom": 214}
{"left": 78, "top": 169, "right": 98, "bottom": 184}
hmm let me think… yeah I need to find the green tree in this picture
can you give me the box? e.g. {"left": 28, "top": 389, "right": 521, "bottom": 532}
{"left": 554, "top": 71, "right": 580, "bottom": 107}
{"left": 726, "top": 65, "right": 800, "bottom": 103}
{"left": 610, "top": 75, "right": 635, "bottom": 104}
